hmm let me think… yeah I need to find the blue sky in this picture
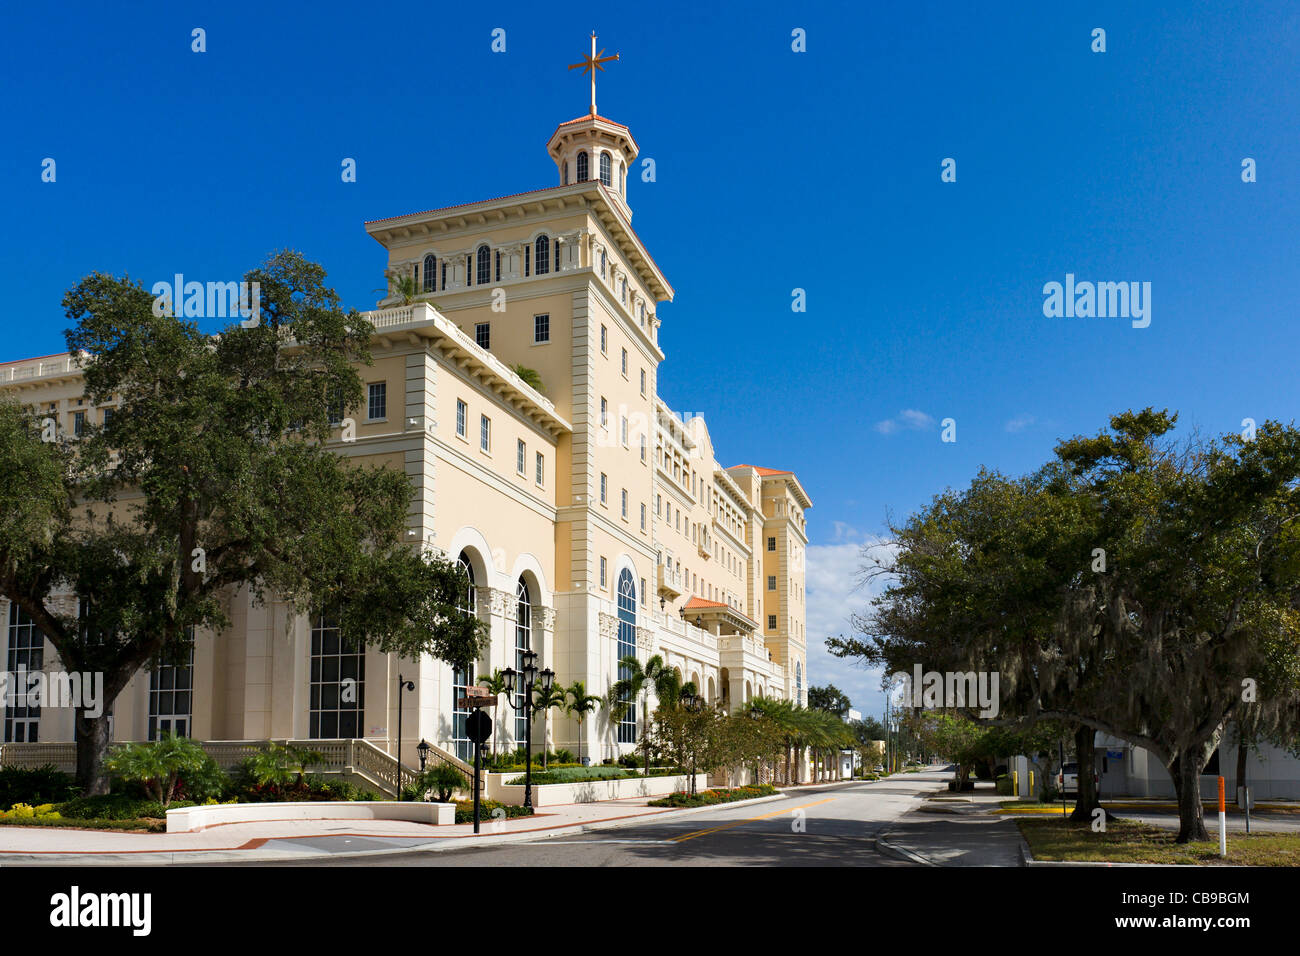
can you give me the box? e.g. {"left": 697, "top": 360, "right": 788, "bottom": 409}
{"left": 4, "top": 1, "right": 1299, "bottom": 719}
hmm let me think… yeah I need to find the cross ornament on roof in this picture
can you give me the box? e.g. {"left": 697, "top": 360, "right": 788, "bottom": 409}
{"left": 568, "top": 31, "right": 619, "bottom": 116}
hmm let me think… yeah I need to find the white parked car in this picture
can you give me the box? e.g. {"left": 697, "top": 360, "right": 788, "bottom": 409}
{"left": 1057, "top": 762, "right": 1099, "bottom": 793}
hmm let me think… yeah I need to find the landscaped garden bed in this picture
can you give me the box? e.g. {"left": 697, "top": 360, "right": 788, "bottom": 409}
{"left": 647, "top": 784, "right": 778, "bottom": 808}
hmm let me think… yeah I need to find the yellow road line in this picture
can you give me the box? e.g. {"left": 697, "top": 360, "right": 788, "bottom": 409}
{"left": 671, "top": 797, "right": 838, "bottom": 843}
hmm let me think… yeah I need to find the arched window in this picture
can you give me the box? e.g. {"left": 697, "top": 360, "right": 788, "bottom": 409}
{"left": 452, "top": 554, "right": 477, "bottom": 760}
{"left": 576, "top": 151, "right": 589, "bottom": 182}
{"left": 514, "top": 578, "right": 531, "bottom": 743}
{"left": 534, "top": 235, "right": 550, "bottom": 275}
{"left": 563, "top": 160, "right": 569, "bottom": 185}
{"left": 616, "top": 569, "right": 637, "bottom": 744}
{"left": 422, "top": 254, "right": 436, "bottom": 293}
{"left": 599, "top": 151, "right": 612, "bottom": 187}
{"left": 476, "top": 245, "right": 491, "bottom": 287}
{"left": 795, "top": 660, "right": 802, "bottom": 706}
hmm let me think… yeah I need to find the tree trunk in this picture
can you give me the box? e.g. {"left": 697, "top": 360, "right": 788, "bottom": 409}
{"left": 1069, "top": 726, "right": 1103, "bottom": 822}
{"left": 1171, "top": 751, "right": 1211, "bottom": 843}
{"left": 75, "top": 710, "right": 113, "bottom": 796}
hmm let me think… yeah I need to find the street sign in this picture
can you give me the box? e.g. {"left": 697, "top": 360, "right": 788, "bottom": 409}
{"left": 467, "top": 709, "right": 492, "bottom": 745}
{"left": 458, "top": 697, "right": 497, "bottom": 709}
{"left": 466, "top": 685, "right": 491, "bottom": 697}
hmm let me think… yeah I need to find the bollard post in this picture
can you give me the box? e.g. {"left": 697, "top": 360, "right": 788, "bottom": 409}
{"left": 1218, "top": 776, "right": 1227, "bottom": 858}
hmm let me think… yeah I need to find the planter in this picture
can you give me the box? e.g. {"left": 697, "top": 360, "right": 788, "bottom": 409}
{"left": 484, "top": 772, "right": 708, "bottom": 806}
{"left": 165, "top": 800, "right": 455, "bottom": 832}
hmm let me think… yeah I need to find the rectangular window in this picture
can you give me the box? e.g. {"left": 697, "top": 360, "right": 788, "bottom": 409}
{"left": 480, "top": 415, "right": 491, "bottom": 452}
{"left": 620, "top": 415, "right": 628, "bottom": 446}
{"left": 5, "top": 604, "right": 43, "bottom": 742}
{"left": 600, "top": 397, "right": 608, "bottom": 428}
{"left": 367, "top": 382, "right": 386, "bottom": 420}
{"left": 456, "top": 400, "right": 467, "bottom": 437}
{"left": 149, "top": 630, "right": 195, "bottom": 740}
{"left": 768, "top": 575, "right": 777, "bottom": 591}
{"left": 656, "top": 494, "right": 661, "bottom": 516}
{"left": 72, "top": 410, "right": 85, "bottom": 437}
{"left": 534, "top": 313, "right": 550, "bottom": 343}
{"left": 475, "top": 323, "right": 490, "bottom": 350}
{"left": 600, "top": 324, "right": 607, "bottom": 354}
{"left": 640, "top": 503, "right": 647, "bottom": 531}
{"left": 600, "top": 556, "right": 608, "bottom": 589}
{"left": 621, "top": 488, "right": 628, "bottom": 519}
{"left": 767, "top": 537, "right": 777, "bottom": 552}
{"left": 768, "top": 615, "right": 777, "bottom": 630}
{"left": 640, "top": 368, "right": 646, "bottom": 396}
{"left": 600, "top": 473, "right": 608, "bottom": 504}
{"left": 535, "top": 451, "right": 544, "bottom": 486}
{"left": 621, "top": 348, "right": 628, "bottom": 376}
{"left": 309, "top": 610, "right": 364, "bottom": 739}
{"left": 102, "top": 407, "right": 114, "bottom": 426}
{"left": 640, "top": 434, "right": 647, "bottom": 462}
{"left": 517, "top": 439, "right": 526, "bottom": 474}
{"left": 640, "top": 578, "right": 647, "bottom": 605}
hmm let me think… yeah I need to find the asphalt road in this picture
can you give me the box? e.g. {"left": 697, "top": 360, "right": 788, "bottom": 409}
{"left": 250, "top": 767, "right": 953, "bottom": 867}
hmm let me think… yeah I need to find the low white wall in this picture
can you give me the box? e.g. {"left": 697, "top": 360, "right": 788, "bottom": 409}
{"left": 166, "top": 800, "right": 455, "bottom": 832}
{"left": 484, "top": 772, "right": 708, "bottom": 807}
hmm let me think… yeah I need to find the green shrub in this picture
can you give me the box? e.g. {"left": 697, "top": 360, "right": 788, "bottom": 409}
{"left": 57, "top": 794, "right": 197, "bottom": 820}
{"left": 504, "top": 766, "right": 628, "bottom": 786}
{"left": 412, "top": 763, "right": 469, "bottom": 802}
{"left": 0, "top": 765, "right": 79, "bottom": 809}
{"left": 452, "top": 799, "right": 533, "bottom": 824}
{"left": 995, "top": 774, "right": 1014, "bottom": 796}
{"left": 647, "top": 784, "right": 777, "bottom": 808}
{"left": 106, "top": 735, "right": 214, "bottom": 807}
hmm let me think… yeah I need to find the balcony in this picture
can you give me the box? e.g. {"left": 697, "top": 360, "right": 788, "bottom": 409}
{"left": 657, "top": 564, "right": 682, "bottom": 600}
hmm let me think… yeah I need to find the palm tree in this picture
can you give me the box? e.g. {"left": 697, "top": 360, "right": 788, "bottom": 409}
{"left": 609, "top": 653, "right": 677, "bottom": 776}
{"left": 511, "top": 364, "right": 545, "bottom": 393}
{"left": 482, "top": 669, "right": 508, "bottom": 758}
{"left": 565, "top": 681, "right": 602, "bottom": 766}
{"left": 382, "top": 268, "right": 423, "bottom": 305}
{"left": 533, "top": 683, "right": 568, "bottom": 769}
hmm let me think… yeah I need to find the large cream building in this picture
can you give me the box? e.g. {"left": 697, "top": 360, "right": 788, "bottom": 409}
{"left": 0, "top": 94, "right": 812, "bottom": 782}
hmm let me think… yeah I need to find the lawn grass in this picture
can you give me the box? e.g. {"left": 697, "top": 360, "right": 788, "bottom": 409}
{"left": 998, "top": 798, "right": 1300, "bottom": 815}
{"left": 1018, "top": 817, "right": 1300, "bottom": 865}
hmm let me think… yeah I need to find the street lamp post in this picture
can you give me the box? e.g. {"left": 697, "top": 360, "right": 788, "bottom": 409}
{"left": 502, "top": 651, "right": 555, "bottom": 810}
{"left": 417, "top": 738, "right": 430, "bottom": 773}
{"left": 396, "top": 674, "right": 415, "bottom": 800}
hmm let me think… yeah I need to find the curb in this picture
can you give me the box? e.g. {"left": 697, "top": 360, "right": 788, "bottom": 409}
{"left": 0, "top": 793, "right": 790, "bottom": 866}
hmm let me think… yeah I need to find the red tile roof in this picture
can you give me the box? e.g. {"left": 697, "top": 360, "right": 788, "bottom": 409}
{"left": 556, "top": 114, "right": 630, "bottom": 131}
{"left": 728, "top": 464, "right": 792, "bottom": 477}
{"left": 364, "top": 183, "right": 578, "bottom": 226}
{"left": 682, "top": 597, "right": 730, "bottom": 610}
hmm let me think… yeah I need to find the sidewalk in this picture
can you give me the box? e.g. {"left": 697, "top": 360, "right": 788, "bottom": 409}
{"left": 0, "top": 784, "right": 862, "bottom": 865}
{"left": 876, "top": 787, "right": 1025, "bottom": 866}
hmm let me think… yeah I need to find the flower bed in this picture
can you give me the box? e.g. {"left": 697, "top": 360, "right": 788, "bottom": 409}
{"left": 453, "top": 799, "right": 534, "bottom": 824}
{"left": 647, "top": 784, "right": 778, "bottom": 809}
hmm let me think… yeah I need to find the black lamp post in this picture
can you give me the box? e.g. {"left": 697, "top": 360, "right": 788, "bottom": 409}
{"left": 502, "top": 651, "right": 555, "bottom": 809}
{"left": 417, "top": 738, "right": 430, "bottom": 772}
{"left": 396, "top": 673, "right": 415, "bottom": 800}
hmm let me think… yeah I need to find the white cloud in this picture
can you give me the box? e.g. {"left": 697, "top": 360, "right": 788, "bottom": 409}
{"left": 875, "top": 408, "right": 935, "bottom": 435}
{"left": 1005, "top": 413, "right": 1036, "bottom": 433}
{"left": 804, "top": 528, "right": 898, "bottom": 722}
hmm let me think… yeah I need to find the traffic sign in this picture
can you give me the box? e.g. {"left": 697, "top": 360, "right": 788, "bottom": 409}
{"left": 467, "top": 709, "right": 492, "bottom": 744}
{"left": 458, "top": 697, "right": 497, "bottom": 709}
